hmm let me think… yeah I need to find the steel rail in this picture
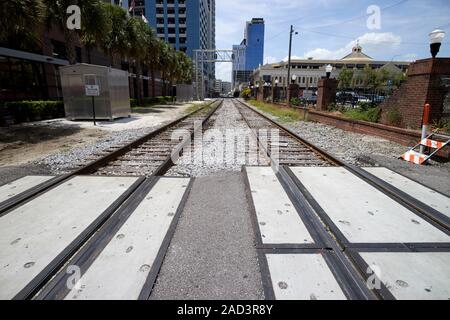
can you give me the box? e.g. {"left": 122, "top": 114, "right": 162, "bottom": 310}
{"left": 234, "top": 99, "right": 377, "bottom": 299}
{"left": 7, "top": 100, "right": 223, "bottom": 300}
{"left": 0, "top": 100, "right": 220, "bottom": 217}
{"left": 77, "top": 100, "right": 222, "bottom": 175}
{"left": 234, "top": 98, "right": 449, "bottom": 300}
{"left": 235, "top": 99, "right": 449, "bottom": 231}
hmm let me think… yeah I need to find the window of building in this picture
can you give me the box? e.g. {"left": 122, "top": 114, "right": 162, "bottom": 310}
{"left": 51, "top": 40, "right": 67, "bottom": 60}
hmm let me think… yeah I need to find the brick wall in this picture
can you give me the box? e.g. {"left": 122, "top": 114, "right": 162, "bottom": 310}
{"left": 308, "top": 110, "right": 421, "bottom": 146}
{"left": 379, "top": 58, "right": 450, "bottom": 129}
{"left": 317, "top": 78, "right": 338, "bottom": 111}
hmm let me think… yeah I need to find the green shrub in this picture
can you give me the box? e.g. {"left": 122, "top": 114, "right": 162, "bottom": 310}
{"left": 386, "top": 108, "right": 402, "bottom": 126}
{"left": 328, "top": 103, "right": 347, "bottom": 113}
{"left": 290, "top": 97, "right": 301, "bottom": 106}
{"left": 357, "top": 101, "right": 377, "bottom": 111}
{"left": 240, "top": 88, "right": 252, "bottom": 100}
{"left": 130, "top": 99, "right": 139, "bottom": 108}
{"left": 344, "top": 107, "right": 381, "bottom": 123}
{"left": 433, "top": 118, "right": 450, "bottom": 134}
{"left": 130, "top": 96, "right": 174, "bottom": 108}
{"left": 249, "top": 99, "right": 301, "bottom": 123}
{"left": 4, "top": 100, "right": 64, "bottom": 123}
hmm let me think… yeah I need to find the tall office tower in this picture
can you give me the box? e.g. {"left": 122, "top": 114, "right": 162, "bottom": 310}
{"left": 232, "top": 18, "right": 265, "bottom": 90}
{"left": 142, "top": 0, "right": 215, "bottom": 96}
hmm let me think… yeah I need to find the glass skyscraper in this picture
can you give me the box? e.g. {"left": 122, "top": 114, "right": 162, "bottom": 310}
{"left": 232, "top": 18, "right": 265, "bottom": 89}
{"left": 128, "top": 0, "right": 216, "bottom": 95}
{"left": 143, "top": 0, "right": 214, "bottom": 56}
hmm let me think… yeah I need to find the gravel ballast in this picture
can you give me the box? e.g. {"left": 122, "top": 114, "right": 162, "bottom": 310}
{"left": 166, "top": 100, "right": 269, "bottom": 177}
{"left": 243, "top": 100, "right": 450, "bottom": 196}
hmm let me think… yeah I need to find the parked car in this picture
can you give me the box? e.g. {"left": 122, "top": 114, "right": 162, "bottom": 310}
{"left": 356, "top": 95, "right": 371, "bottom": 103}
{"left": 336, "top": 92, "right": 358, "bottom": 105}
{"left": 371, "top": 94, "right": 386, "bottom": 103}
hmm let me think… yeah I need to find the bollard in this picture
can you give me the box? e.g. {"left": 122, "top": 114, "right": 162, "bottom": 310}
{"left": 420, "top": 104, "right": 431, "bottom": 154}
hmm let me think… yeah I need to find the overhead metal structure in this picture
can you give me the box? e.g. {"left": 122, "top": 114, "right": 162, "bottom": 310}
{"left": 194, "top": 49, "right": 235, "bottom": 100}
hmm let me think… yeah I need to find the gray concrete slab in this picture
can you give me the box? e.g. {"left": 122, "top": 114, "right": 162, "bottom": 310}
{"left": 150, "top": 172, "right": 264, "bottom": 300}
{"left": 266, "top": 254, "right": 347, "bottom": 300}
{"left": 0, "top": 176, "right": 54, "bottom": 204}
{"left": 360, "top": 252, "right": 450, "bottom": 300}
{"left": 246, "top": 167, "right": 313, "bottom": 244}
{"left": 65, "top": 178, "right": 190, "bottom": 300}
{"left": 0, "top": 176, "right": 138, "bottom": 300}
{"left": 290, "top": 167, "right": 449, "bottom": 243}
{"left": 364, "top": 167, "right": 450, "bottom": 217}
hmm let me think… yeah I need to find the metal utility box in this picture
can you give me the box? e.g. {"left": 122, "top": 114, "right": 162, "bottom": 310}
{"left": 59, "top": 64, "right": 130, "bottom": 120}
{"left": 176, "top": 84, "right": 194, "bottom": 102}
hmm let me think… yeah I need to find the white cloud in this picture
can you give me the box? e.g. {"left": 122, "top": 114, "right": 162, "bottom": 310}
{"left": 286, "top": 32, "right": 402, "bottom": 60}
{"left": 264, "top": 56, "right": 279, "bottom": 64}
{"left": 397, "top": 53, "right": 417, "bottom": 61}
{"left": 215, "top": 62, "right": 232, "bottom": 82}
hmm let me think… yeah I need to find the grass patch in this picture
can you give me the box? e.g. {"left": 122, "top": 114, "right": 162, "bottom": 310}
{"left": 183, "top": 101, "right": 215, "bottom": 114}
{"left": 248, "top": 99, "right": 302, "bottom": 123}
{"left": 130, "top": 96, "right": 173, "bottom": 109}
{"left": 343, "top": 107, "right": 381, "bottom": 123}
{"left": 433, "top": 118, "right": 450, "bottom": 134}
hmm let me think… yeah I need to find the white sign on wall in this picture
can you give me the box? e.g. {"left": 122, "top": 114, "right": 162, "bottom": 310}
{"left": 85, "top": 84, "right": 100, "bottom": 96}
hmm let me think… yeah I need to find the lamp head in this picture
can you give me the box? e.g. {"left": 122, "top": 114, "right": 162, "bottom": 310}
{"left": 325, "top": 64, "right": 332, "bottom": 78}
{"left": 429, "top": 29, "right": 445, "bottom": 58}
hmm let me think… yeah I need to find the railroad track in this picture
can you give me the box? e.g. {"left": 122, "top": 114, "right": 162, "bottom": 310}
{"left": 234, "top": 98, "right": 449, "bottom": 232}
{"left": 80, "top": 99, "right": 223, "bottom": 177}
{"left": 0, "top": 100, "right": 222, "bottom": 216}
{"left": 232, "top": 99, "right": 338, "bottom": 167}
{"left": 235, "top": 98, "right": 450, "bottom": 300}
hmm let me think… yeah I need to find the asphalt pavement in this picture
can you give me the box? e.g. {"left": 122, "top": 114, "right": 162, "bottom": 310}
{"left": 150, "top": 172, "right": 264, "bottom": 300}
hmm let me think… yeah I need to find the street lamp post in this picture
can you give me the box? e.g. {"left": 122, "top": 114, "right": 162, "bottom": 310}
{"left": 325, "top": 64, "right": 333, "bottom": 78}
{"left": 287, "top": 25, "right": 298, "bottom": 106}
{"left": 429, "top": 29, "right": 446, "bottom": 58}
{"left": 273, "top": 79, "right": 279, "bottom": 103}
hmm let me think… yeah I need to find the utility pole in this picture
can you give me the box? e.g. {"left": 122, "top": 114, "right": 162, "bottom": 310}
{"left": 287, "top": 25, "right": 297, "bottom": 107}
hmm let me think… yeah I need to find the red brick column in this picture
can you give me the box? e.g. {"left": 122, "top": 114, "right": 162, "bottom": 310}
{"left": 379, "top": 58, "right": 450, "bottom": 128}
{"left": 289, "top": 84, "right": 300, "bottom": 100}
{"left": 257, "top": 86, "right": 264, "bottom": 102}
{"left": 317, "top": 78, "right": 338, "bottom": 111}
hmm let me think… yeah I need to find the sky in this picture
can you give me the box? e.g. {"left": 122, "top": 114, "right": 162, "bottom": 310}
{"left": 215, "top": 0, "right": 450, "bottom": 82}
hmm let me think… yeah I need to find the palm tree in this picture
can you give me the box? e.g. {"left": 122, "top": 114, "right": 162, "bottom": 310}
{"left": 178, "top": 52, "right": 194, "bottom": 84}
{"left": 101, "top": 3, "right": 129, "bottom": 67}
{"left": 43, "top": 0, "right": 107, "bottom": 64}
{"left": 1, "top": 0, "right": 43, "bottom": 51}
{"left": 80, "top": 1, "right": 108, "bottom": 64}
{"left": 145, "top": 37, "right": 160, "bottom": 97}
{"left": 157, "top": 41, "right": 171, "bottom": 96}
{"left": 126, "top": 17, "right": 154, "bottom": 101}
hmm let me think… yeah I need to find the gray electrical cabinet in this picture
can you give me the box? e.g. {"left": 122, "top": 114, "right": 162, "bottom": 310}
{"left": 59, "top": 64, "right": 131, "bottom": 120}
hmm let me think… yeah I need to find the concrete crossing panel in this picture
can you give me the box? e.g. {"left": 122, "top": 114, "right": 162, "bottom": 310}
{"left": 0, "top": 176, "right": 54, "bottom": 204}
{"left": 246, "top": 167, "right": 314, "bottom": 244}
{"left": 290, "top": 167, "right": 449, "bottom": 243}
{"left": 364, "top": 167, "right": 450, "bottom": 217}
{"left": 359, "top": 252, "right": 450, "bottom": 300}
{"left": 64, "top": 178, "right": 190, "bottom": 300}
{"left": 0, "top": 176, "right": 138, "bottom": 300}
{"left": 266, "top": 254, "right": 347, "bottom": 300}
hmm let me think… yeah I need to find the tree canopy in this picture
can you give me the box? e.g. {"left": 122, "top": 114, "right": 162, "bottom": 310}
{"left": 2, "top": 0, "right": 194, "bottom": 85}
